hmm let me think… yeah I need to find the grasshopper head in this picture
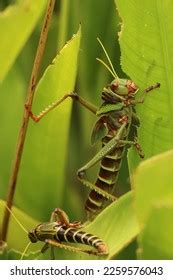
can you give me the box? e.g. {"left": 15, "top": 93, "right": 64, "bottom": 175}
{"left": 28, "top": 229, "right": 38, "bottom": 243}
{"left": 111, "top": 79, "right": 138, "bottom": 95}
{"left": 102, "top": 78, "right": 138, "bottom": 103}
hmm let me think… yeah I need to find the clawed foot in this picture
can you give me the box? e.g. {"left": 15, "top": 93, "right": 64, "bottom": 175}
{"left": 25, "top": 104, "right": 39, "bottom": 122}
{"left": 134, "top": 137, "right": 144, "bottom": 158}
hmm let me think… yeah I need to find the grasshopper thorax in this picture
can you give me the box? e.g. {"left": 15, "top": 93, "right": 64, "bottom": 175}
{"left": 28, "top": 222, "right": 58, "bottom": 243}
{"left": 102, "top": 78, "right": 138, "bottom": 103}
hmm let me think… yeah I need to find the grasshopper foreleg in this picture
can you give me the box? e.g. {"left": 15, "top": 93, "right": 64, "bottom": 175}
{"left": 26, "top": 92, "right": 98, "bottom": 122}
{"left": 129, "top": 82, "right": 160, "bottom": 106}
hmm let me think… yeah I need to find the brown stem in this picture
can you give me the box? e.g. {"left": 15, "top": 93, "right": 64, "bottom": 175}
{"left": 1, "top": 0, "right": 55, "bottom": 242}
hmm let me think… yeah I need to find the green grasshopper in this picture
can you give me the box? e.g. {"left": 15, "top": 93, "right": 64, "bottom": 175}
{"left": 27, "top": 39, "right": 160, "bottom": 220}
{"left": 1, "top": 204, "right": 108, "bottom": 259}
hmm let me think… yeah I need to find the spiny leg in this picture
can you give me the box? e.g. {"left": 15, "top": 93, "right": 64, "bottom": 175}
{"left": 49, "top": 208, "right": 70, "bottom": 259}
{"left": 122, "top": 83, "right": 160, "bottom": 157}
{"left": 78, "top": 176, "right": 117, "bottom": 202}
{"left": 118, "top": 138, "right": 144, "bottom": 158}
{"left": 26, "top": 92, "right": 98, "bottom": 122}
{"left": 129, "top": 82, "right": 160, "bottom": 105}
{"left": 41, "top": 243, "right": 50, "bottom": 253}
{"left": 78, "top": 123, "right": 126, "bottom": 174}
{"left": 50, "top": 208, "right": 72, "bottom": 259}
{"left": 45, "top": 239, "right": 103, "bottom": 256}
{"left": 77, "top": 123, "right": 127, "bottom": 201}
{"left": 117, "top": 79, "right": 149, "bottom": 157}
{"left": 144, "top": 82, "right": 160, "bottom": 93}
{"left": 40, "top": 240, "right": 56, "bottom": 260}
{"left": 51, "top": 208, "right": 82, "bottom": 228}
{"left": 50, "top": 208, "right": 70, "bottom": 224}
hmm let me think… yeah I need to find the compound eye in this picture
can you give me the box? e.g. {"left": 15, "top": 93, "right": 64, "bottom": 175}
{"left": 28, "top": 231, "right": 37, "bottom": 243}
{"left": 110, "top": 81, "right": 119, "bottom": 92}
{"left": 126, "top": 80, "right": 138, "bottom": 93}
{"left": 130, "top": 82, "right": 138, "bottom": 92}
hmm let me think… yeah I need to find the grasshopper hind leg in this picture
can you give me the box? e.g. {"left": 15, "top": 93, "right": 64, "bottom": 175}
{"left": 45, "top": 239, "right": 106, "bottom": 257}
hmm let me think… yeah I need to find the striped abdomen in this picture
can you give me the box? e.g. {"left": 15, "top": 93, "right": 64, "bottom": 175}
{"left": 85, "top": 129, "right": 127, "bottom": 217}
{"left": 54, "top": 225, "right": 108, "bottom": 255}
{"left": 29, "top": 222, "right": 108, "bottom": 255}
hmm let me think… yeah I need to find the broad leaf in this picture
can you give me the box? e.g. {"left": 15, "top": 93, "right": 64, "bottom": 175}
{"left": 138, "top": 204, "right": 173, "bottom": 259}
{"left": 0, "top": 200, "right": 39, "bottom": 253}
{"left": 15, "top": 28, "right": 81, "bottom": 221}
{"left": 133, "top": 149, "right": 173, "bottom": 226}
{"left": 0, "top": 28, "right": 81, "bottom": 221}
{"left": 132, "top": 150, "right": 173, "bottom": 259}
{"left": 84, "top": 192, "right": 139, "bottom": 259}
{"left": 0, "top": 0, "right": 47, "bottom": 82}
{"left": 115, "top": 0, "right": 173, "bottom": 172}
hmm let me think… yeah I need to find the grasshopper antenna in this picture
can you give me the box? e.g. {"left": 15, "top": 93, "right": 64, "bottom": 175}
{"left": 20, "top": 242, "right": 32, "bottom": 260}
{"left": 3, "top": 202, "right": 28, "bottom": 234}
{"left": 2, "top": 201, "right": 32, "bottom": 259}
{"left": 96, "top": 37, "right": 119, "bottom": 80}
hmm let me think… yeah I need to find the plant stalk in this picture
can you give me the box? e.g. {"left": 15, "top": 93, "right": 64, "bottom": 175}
{"left": 1, "top": 0, "right": 55, "bottom": 242}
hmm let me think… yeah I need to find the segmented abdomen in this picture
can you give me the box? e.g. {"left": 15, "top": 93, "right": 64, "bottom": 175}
{"left": 55, "top": 225, "right": 107, "bottom": 254}
{"left": 85, "top": 129, "right": 127, "bottom": 217}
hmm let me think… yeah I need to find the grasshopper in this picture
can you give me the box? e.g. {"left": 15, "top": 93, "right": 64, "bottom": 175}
{"left": 29, "top": 207, "right": 108, "bottom": 258}
{"left": 27, "top": 39, "right": 160, "bottom": 220}
{"left": 1, "top": 203, "right": 108, "bottom": 259}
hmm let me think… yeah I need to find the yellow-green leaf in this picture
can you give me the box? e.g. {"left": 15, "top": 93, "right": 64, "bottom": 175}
{"left": 138, "top": 203, "right": 173, "bottom": 259}
{"left": 0, "top": 0, "right": 47, "bottom": 82}
{"left": 133, "top": 150, "right": 173, "bottom": 227}
{"left": 84, "top": 192, "right": 139, "bottom": 259}
{"left": 15, "top": 28, "right": 81, "bottom": 221}
{"left": 115, "top": 0, "right": 173, "bottom": 172}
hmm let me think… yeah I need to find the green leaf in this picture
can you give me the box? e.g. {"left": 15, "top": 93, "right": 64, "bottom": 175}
{"left": 0, "top": 26, "right": 81, "bottom": 255}
{"left": 15, "top": 28, "right": 81, "bottom": 221}
{"left": 0, "top": 200, "right": 58, "bottom": 259}
{"left": 133, "top": 150, "right": 173, "bottom": 259}
{"left": 84, "top": 192, "right": 139, "bottom": 259}
{"left": 0, "top": 248, "right": 21, "bottom": 260}
{"left": 78, "top": 0, "right": 119, "bottom": 101}
{"left": 133, "top": 150, "right": 173, "bottom": 227}
{"left": 0, "top": 0, "right": 47, "bottom": 82}
{"left": 0, "top": 247, "right": 41, "bottom": 260}
{"left": 115, "top": 0, "right": 173, "bottom": 171}
{"left": 138, "top": 203, "right": 173, "bottom": 259}
{"left": 0, "top": 200, "right": 39, "bottom": 253}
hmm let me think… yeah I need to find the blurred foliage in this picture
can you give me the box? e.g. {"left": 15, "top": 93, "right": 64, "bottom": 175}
{"left": 133, "top": 150, "right": 173, "bottom": 259}
{"left": 0, "top": 0, "right": 172, "bottom": 260}
{"left": 0, "top": 0, "right": 47, "bottom": 82}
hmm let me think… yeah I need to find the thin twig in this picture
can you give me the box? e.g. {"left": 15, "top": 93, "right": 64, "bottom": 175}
{"left": 1, "top": 0, "right": 55, "bottom": 242}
